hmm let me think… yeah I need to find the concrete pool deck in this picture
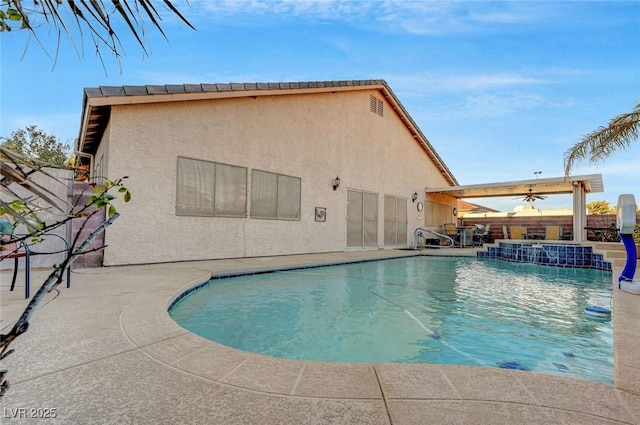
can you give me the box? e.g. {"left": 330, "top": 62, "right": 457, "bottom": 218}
{"left": 1, "top": 249, "right": 639, "bottom": 424}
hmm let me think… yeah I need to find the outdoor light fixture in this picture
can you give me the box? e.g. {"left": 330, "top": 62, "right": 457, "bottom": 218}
{"left": 534, "top": 171, "right": 542, "bottom": 179}
{"left": 412, "top": 192, "right": 418, "bottom": 202}
{"left": 333, "top": 176, "right": 341, "bottom": 191}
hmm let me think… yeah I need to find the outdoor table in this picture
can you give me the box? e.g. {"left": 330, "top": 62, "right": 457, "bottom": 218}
{"left": 457, "top": 226, "right": 475, "bottom": 247}
{"left": 584, "top": 226, "right": 618, "bottom": 242}
{"left": 524, "top": 232, "right": 545, "bottom": 240}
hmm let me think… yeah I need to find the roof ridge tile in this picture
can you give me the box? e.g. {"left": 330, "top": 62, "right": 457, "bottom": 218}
{"left": 201, "top": 83, "right": 218, "bottom": 92}
{"left": 100, "top": 86, "right": 125, "bottom": 96}
{"left": 184, "top": 84, "right": 204, "bottom": 93}
{"left": 165, "top": 85, "right": 186, "bottom": 94}
{"left": 146, "top": 85, "right": 168, "bottom": 94}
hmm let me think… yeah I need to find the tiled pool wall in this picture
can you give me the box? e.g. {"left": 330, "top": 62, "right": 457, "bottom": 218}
{"left": 478, "top": 242, "right": 612, "bottom": 271}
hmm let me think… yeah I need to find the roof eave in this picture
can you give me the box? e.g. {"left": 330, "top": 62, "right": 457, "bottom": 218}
{"left": 76, "top": 80, "right": 460, "bottom": 186}
{"left": 425, "top": 174, "right": 604, "bottom": 199}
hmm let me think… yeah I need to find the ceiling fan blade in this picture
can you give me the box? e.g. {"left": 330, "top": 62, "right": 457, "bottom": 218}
{"left": 513, "top": 189, "right": 546, "bottom": 202}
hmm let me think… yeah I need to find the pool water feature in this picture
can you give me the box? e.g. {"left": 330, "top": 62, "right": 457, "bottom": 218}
{"left": 480, "top": 242, "right": 612, "bottom": 271}
{"left": 169, "top": 256, "right": 613, "bottom": 384}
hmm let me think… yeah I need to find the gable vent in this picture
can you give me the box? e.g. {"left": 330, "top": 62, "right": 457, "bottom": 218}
{"left": 370, "top": 95, "right": 384, "bottom": 116}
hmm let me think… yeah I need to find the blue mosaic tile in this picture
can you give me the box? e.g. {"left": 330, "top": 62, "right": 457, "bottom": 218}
{"left": 477, "top": 242, "right": 612, "bottom": 272}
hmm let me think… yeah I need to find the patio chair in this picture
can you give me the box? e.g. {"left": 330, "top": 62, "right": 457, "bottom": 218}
{"left": 561, "top": 229, "right": 573, "bottom": 241}
{"left": 473, "top": 224, "right": 490, "bottom": 246}
{"left": 545, "top": 225, "right": 561, "bottom": 241}
{"left": 502, "top": 225, "right": 510, "bottom": 239}
{"left": 509, "top": 225, "right": 524, "bottom": 240}
{"left": 443, "top": 223, "right": 460, "bottom": 246}
{"left": 483, "top": 224, "right": 492, "bottom": 243}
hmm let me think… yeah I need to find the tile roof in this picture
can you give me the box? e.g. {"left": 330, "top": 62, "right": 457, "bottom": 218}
{"left": 84, "top": 80, "right": 387, "bottom": 99}
{"left": 78, "top": 79, "right": 457, "bottom": 185}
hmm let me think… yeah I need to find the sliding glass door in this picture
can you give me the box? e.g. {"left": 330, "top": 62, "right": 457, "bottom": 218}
{"left": 384, "top": 195, "right": 408, "bottom": 246}
{"left": 347, "top": 190, "right": 378, "bottom": 248}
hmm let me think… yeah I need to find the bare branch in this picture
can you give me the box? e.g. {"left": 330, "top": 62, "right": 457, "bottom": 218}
{"left": 0, "top": 212, "right": 120, "bottom": 396}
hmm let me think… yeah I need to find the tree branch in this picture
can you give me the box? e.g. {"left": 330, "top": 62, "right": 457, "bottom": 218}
{"left": 0, "top": 212, "right": 120, "bottom": 396}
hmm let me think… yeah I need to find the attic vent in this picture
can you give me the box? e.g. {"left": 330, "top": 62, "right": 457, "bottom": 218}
{"left": 370, "top": 95, "right": 383, "bottom": 116}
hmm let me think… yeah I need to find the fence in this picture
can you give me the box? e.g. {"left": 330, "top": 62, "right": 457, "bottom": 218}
{"left": 459, "top": 213, "right": 638, "bottom": 242}
{"left": 1, "top": 178, "right": 105, "bottom": 270}
{"left": 1, "top": 168, "right": 73, "bottom": 270}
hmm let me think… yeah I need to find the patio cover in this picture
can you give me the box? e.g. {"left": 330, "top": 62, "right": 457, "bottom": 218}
{"left": 425, "top": 174, "right": 604, "bottom": 243}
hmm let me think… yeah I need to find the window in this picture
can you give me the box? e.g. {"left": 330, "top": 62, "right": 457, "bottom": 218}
{"left": 176, "top": 157, "right": 246, "bottom": 217}
{"left": 251, "top": 170, "right": 301, "bottom": 220}
{"left": 250, "top": 170, "right": 277, "bottom": 218}
{"left": 215, "top": 163, "right": 247, "bottom": 217}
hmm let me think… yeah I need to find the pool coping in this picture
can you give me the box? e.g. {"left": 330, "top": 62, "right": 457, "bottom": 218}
{"left": 2, "top": 249, "right": 640, "bottom": 424}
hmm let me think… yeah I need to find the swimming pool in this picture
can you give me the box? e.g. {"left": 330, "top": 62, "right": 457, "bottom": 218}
{"left": 169, "top": 256, "right": 613, "bottom": 384}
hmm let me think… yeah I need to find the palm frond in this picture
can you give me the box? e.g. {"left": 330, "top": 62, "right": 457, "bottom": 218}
{"left": 564, "top": 102, "right": 640, "bottom": 176}
{"left": 3, "top": 0, "right": 195, "bottom": 67}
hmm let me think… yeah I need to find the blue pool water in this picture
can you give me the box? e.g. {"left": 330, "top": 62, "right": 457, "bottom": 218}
{"left": 169, "top": 256, "right": 613, "bottom": 384}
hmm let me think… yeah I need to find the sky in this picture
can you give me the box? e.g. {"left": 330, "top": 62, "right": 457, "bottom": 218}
{"left": 1, "top": 0, "right": 639, "bottom": 212}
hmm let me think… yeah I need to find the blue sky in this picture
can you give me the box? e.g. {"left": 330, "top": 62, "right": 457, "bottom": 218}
{"left": 2, "top": 0, "right": 639, "bottom": 211}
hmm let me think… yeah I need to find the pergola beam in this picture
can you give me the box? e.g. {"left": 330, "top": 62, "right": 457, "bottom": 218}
{"left": 425, "top": 174, "right": 604, "bottom": 242}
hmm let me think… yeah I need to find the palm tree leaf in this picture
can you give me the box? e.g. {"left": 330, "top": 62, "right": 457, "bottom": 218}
{"left": 162, "top": 0, "right": 196, "bottom": 30}
{"left": 111, "top": 0, "right": 148, "bottom": 54}
{"left": 0, "top": 161, "right": 28, "bottom": 185}
{"left": 565, "top": 102, "right": 640, "bottom": 175}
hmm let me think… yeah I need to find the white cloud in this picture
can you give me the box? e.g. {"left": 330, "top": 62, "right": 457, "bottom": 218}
{"left": 188, "top": 0, "right": 559, "bottom": 35}
{"left": 386, "top": 70, "right": 582, "bottom": 119}
{"left": 390, "top": 72, "right": 545, "bottom": 94}
{"left": 193, "top": 0, "right": 370, "bottom": 20}
{"left": 467, "top": 2, "right": 554, "bottom": 24}
{"left": 456, "top": 92, "right": 547, "bottom": 118}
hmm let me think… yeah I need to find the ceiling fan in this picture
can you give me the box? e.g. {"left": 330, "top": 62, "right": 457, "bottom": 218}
{"left": 514, "top": 188, "right": 548, "bottom": 203}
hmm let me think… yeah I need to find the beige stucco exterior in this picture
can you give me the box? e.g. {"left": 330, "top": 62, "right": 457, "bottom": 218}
{"left": 82, "top": 84, "right": 456, "bottom": 266}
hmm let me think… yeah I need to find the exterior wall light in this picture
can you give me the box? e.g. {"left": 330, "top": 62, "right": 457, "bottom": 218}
{"left": 333, "top": 176, "right": 341, "bottom": 191}
{"left": 412, "top": 192, "right": 418, "bottom": 202}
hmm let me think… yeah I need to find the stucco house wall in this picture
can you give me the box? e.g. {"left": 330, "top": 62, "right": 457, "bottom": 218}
{"left": 80, "top": 82, "right": 456, "bottom": 266}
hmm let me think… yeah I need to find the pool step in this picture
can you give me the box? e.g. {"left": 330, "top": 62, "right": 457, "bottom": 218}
{"left": 586, "top": 241, "right": 640, "bottom": 270}
{"left": 612, "top": 257, "right": 640, "bottom": 268}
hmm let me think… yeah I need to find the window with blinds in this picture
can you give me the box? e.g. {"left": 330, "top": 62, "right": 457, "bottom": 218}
{"left": 251, "top": 169, "right": 301, "bottom": 220}
{"left": 176, "top": 157, "right": 247, "bottom": 217}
